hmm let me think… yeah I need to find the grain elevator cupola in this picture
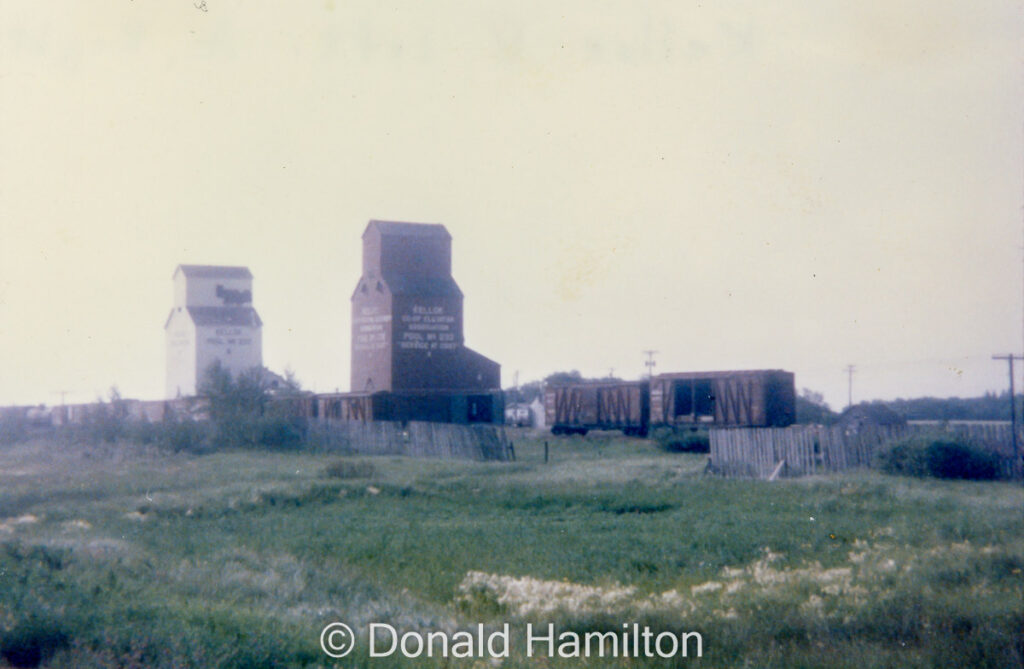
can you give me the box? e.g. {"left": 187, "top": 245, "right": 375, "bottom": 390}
{"left": 350, "top": 220, "right": 500, "bottom": 393}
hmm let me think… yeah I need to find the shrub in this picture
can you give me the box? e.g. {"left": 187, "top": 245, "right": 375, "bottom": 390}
{"left": 197, "top": 362, "right": 311, "bottom": 450}
{"left": 0, "top": 410, "right": 29, "bottom": 445}
{"left": 875, "top": 437, "right": 931, "bottom": 477}
{"left": 652, "top": 427, "right": 710, "bottom": 453}
{"left": 925, "top": 440, "right": 1001, "bottom": 480}
{"left": 876, "top": 436, "right": 1002, "bottom": 480}
{"left": 126, "top": 418, "right": 159, "bottom": 445}
{"left": 324, "top": 460, "right": 376, "bottom": 479}
{"left": 157, "top": 419, "right": 210, "bottom": 453}
{"left": 0, "top": 616, "right": 69, "bottom": 668}
{"left": 199, "top": 362, "right": 268, "bottom": 448}
{"left": 70, "top": 388, "right": 129, "bottom": 445}
{"left": 255, "top": 416, "right": 305, "bottom": 451}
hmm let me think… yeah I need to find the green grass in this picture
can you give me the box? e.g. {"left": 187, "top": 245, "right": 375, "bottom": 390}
{"left": 0, "top": 432, "right": 1021, "bottom": 667}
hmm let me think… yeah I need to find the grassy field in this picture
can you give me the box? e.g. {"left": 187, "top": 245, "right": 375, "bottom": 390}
{"left": 0, "top": 431, "right": 1021, "bottom": 668}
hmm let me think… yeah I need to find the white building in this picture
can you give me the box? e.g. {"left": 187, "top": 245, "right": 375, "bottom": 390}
{"left": 164, "top": 265, "right": 263, "bottom": 398}
{"left": 504, "top": 402, "right": 531, "bottom": 427}
{"left": 529, "top": 397, "right": 546, "bottom": 429}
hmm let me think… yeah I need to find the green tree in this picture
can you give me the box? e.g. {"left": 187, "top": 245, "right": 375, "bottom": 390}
{"left": 199, "top": 362, "right": 269, "bottom": 447}
{"left": 198, "top": 362, "right": 305, "bottom": 450}
{"left": 544, "top": 370, "right": 585, "bottom": 386}
{"left": 795, "top": 387, "right": 839, "bottom": 425}
{"left": 80, "top": 387, "right": 130, "bottom": 444}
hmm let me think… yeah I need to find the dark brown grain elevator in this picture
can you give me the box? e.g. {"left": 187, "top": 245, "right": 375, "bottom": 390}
{"left": 351, "top": 220, "right": 500, "bottom": 396}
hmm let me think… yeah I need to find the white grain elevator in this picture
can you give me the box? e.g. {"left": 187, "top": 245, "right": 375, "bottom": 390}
{"left": 164, "top": 265, "right": 263, "bottom": 398}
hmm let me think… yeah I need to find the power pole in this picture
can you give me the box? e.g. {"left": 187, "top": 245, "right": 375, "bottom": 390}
{"left": 51, "top": 390, "right": 69, "bottom": 425}
{"left": 992, "top": 354, "right": 1023, "bottom": 480}
{"left": 643, "top": 350, "right": 658, "bottom": 380}
{"left": 845, "top": 365, "right": 856, "bottom": 409}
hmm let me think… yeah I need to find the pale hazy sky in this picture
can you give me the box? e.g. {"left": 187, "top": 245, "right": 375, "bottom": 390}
{"left": 1, "top": 1, "right": 1022, "bottom": 410}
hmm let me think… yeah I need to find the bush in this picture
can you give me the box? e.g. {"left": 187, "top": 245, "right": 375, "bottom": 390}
{"left": 875, "top": 437, "right": 931, "bottom": 477}
{"left": 324, "top": 460, "right": 376, "bottom": 479}
{"left": 1, "top": 616, "right": 69, "bottom": 668}
{"left": 255, "top": 416, "right": 305, "bottom": 450}
{"left": 197, "top": 361, "right": 311, "bottom": 450}
{"left": 126, "top": 418, "right": 159, "bottom": 445}
{"left": 0, "top": 410, "right": 29, "bottom": 445}
{"left": 652, "top": 427, "right": 710, "bottom": 453}
{"left": 130, "top": 412, "right": 306, "bottom": 455}
{"left": 157, "top": 419, "right": 210, "bottom": 453}
{"left": 82, "top": 388, "right": 130, "bottom": 444}
{"left": 925, "top": 440, "right": 1001, "bottom": 480}
{"left": 200, "top": 362, "right": 268, "bottom": 448}
{"left": 876, "top": 437, "right": 1002, "bottom": 480}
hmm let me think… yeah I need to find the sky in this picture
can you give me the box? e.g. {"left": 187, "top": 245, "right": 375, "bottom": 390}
{"left": 1, "top": 1, "right": 1022, "bottom": 410}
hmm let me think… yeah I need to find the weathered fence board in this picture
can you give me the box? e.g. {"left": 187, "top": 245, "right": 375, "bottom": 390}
{"left": 711, "top": 423, "right": 1021, "bottom": 479}
{"left": 307, "top": 420, "right": 510, "bottom": 461}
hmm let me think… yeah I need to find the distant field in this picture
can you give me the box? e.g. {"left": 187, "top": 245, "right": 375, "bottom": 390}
{"left": 0, "top": 431, "right": 1021, "bottom": 668}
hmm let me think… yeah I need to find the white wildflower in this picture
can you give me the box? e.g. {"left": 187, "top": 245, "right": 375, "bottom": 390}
{"left": 690, "top": 581, "right": 723, "bottom": 595}
{"left": 800, "top": 595, "right": 825, "bottom": 617}
{"left": 457, "top": 572, "right": 636, "bottom": 616}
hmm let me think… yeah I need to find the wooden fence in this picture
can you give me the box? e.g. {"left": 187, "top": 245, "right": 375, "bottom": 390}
{"left": 710, "top": 423, "right": 1021, "bottom": 479}
{"left": 307, "top": 419, "right": 513, "bottom": 462}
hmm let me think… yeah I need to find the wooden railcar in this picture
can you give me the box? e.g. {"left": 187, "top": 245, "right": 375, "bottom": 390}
{"left": 545, "top": 381, "right": 650, "bottom": 436}
{"left": 308, "top": 393, "right": 375, "bottom": 422}
{"left": 649, "top": 370, "right": 795, "bottom": 428}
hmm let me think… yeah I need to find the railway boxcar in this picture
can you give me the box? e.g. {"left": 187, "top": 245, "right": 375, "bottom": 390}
{"left": 545, "top": 381, "right": 649, "bottom": 436}
{"left": 649, "top": 370, "right": 795, "bottom": 428}
{"left": 309, "top": 393, "right": 375, "bottom": 422}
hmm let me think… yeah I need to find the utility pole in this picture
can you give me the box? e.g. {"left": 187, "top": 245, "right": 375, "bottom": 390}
{"left": 51, "top": 390, "right": 69, "bottom": 426}
{"left": 643, "top": 350, "right": 658, "bottom": 380}
{"left": 845, "top": 365, "right": 856, "bottom": 410}
{"left": 992, "top": 354, "right": 1023, "bottom": 480}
